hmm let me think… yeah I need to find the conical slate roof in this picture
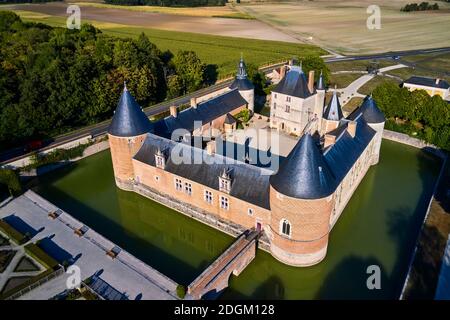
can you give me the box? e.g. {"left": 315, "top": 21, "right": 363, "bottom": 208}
{"left": 108, "top": 84, "right": 153, "bottom": 137}
{"left": 224, "top": 113, "right": 237, "bottom": 125}
{"left": 359, "top": 95, "right": 385, "bottom": 124}
{"left": 270, "top": 134, "right": 336, "bottom": 199}
{"left": 317, "top": 71, "right": 325, "bottom": 90}
{"left": 230, "top": 57, "right": 254, "bottom": 91}
{"left": 323, "top": 90, "right": 344, "bottom": 121}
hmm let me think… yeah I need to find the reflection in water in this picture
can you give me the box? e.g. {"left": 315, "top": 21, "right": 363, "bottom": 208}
{"left": 33, "top": 140, "right": 441, "bottom": 299}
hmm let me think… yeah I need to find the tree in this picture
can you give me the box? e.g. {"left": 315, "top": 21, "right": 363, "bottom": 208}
{"left": 300, "top": 55, "right": 330, "bottom": 85}
{"left": 172, "top": 50, "right": 206, "bottom": 94}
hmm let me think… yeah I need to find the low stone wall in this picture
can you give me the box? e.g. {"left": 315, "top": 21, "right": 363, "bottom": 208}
{"left": 382, "top": 130, "right": 446, "bottom": 159}
{"left": 134, "top": 183, "right": 271, "bottom": 252}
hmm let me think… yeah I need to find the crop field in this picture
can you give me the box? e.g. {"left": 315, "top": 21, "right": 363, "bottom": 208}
{"left": 70, "top": 2, "right": 254, "bottom": 18}
{"left": 8, "top": 10, "right": 325, "bottom": 78}
{"left": 238, "top": 0, "right": 450, "bottom": 55}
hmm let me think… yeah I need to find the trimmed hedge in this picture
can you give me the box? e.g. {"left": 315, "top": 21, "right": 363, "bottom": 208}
{"left": 176, "top": 284, "right": 186, "bottom": 299}
{"left": 0, "top": 169, "right": 22, "bottom": 196}
{"left": 0, "top": 268, "right": 54, "bottom": 300}
{"left": 24, "top": 243, "right": 59, "bottom": 269}
{"left": 0, "top": 220, "right": 28, "bottom": 245}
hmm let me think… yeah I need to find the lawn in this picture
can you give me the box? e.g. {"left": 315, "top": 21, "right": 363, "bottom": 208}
{"left": 358, "top": 75, "right": 401, "bottom": 95}
{"left": 388, "top": 53, "right": 450, "bottom": 82}
{"left": 238, "top": 0, "right": 450, "bottom": 55}
{"left": 0, "top": 250, "right": 16, "bottom": 273}
{"left": 342, "top": 97, "right": 364, "bottom": 115}
{"left": 328, "top": 59, "right": 397, "bottom": 73}
{"left": 329, "top": 73, "right": 362, "bottom": 89}
{"left": 11, "top": 10, "right": 325, "bottom": 78}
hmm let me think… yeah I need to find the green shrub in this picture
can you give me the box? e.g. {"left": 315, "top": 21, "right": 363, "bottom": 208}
{"left": 176, "top": 284, "right": 186, "bottom": 299}
{"left": 0, "top": 220, "right": 28, "bottom": 245}
{"left": 24, "top": 243, "right": 59, "bottom": 269}
{"left": 0, "top": 169, "right": 22, "bottom": 197}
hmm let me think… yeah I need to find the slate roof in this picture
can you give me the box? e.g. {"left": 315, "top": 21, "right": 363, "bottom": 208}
{"left": 348, "top": 95, "right": 385, "bottom": 124}
{"left": 230, "top": 57, "right": 254, "bottom": 91}
{"left": 404, "top": 76, "right": 450, "bottom": 90}
{"left": 153, "top": 89, "right": 247, "bottom": 138}
{"left": 269, "top": 134, "right": 336, "bottom": 199}
{"left": 224, "top": 113, "right": 237, "bottom": 125}
{"left": 109, "top": 85, "right": 153, "bottom": 137}
{"left": 134, "top": 134, "right": 272, "bottom": 209}
{"left": 323, "top": 91, "right": 344, "bottom": 121}
{"left": 272, "top": 65, "right": 312, "bottom": 99}
{"left": 317, "top": 71, "right": 325, "bottom": 91}
{"left": 324, "top": 117, "right": 376, "bottom": 183}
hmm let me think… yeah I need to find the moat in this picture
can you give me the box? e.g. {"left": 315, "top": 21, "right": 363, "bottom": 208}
{"left": 32, "top": 139, "right": 441, "bottom": 299}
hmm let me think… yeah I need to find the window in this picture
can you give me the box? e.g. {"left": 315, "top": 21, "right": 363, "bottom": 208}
{"left": 280, "top": 219, "right": 291, "bottom": 237}
{"left": 220, "top": 196, "right": 229, "bottom": 210}
{"left": 273, "top": 102, "right": 277, "bottom": 109}
{"left": 285, "top": 105, "right": 290, "bottom": 113}
{"left": 286, "top": 96, "right": 291, "bottom": 102}
{"left": 204, "top": 190, "right": 213, "bottom": 204}
{"left": 175, "top": 178, "right": 183, "bottom": 191}
{"left": 248, "top": 208, "right": 254, "bottom": 216}
{"left": 154, "top": 175, "right": 160, "bottom": 182}
{"left": 155, "top": 155, "right": 165, "bottom": 169}
{"left": 185, "top": 182, "right": 192, "bottom": 196}
{"left": 274, "top": 93, "right": 277, "bottom": 99}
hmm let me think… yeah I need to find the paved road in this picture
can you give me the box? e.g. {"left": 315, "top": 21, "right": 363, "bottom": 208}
{"left": 0, "top": 63, "right": 283, "bottom": 165}
{"left": 338, "top": 64, "right": 407, "bottom": 104}
{"left": 2, "top": 45, "right": 449, "bottom": 165}
{"left": 325, "top": 47, "right": 450, "bottom": 63}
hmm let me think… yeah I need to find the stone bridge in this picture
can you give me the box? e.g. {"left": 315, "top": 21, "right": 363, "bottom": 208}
{"left": 186, "top": 229, "right": 261, "bottom": 300}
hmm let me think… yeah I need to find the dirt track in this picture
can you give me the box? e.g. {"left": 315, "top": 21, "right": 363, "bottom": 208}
{"left": 5, "top": 3, "right": 299, "bottom": 43}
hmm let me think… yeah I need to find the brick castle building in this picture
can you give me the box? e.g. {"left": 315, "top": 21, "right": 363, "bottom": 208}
{"left": 107, "top": 59, "right": 385, "bottom": 267}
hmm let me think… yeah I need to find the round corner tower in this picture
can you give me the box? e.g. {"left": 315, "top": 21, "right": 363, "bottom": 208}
{"left": 108, "top": 84, "right": 153, "bottom": 191}
{"left": 268, "top": 134, "right": 336, "bottom": 267}
{"left": 360, "top": 96, "right": 385, "bottom": 165}
{"left": 229, "top": 57, "right": 255, "bottom": 113}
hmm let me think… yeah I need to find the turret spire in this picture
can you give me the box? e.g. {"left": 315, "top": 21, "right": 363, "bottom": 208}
{"left": 237, "top": 56, "right": 248, "bottom": 80}
{"left": 323, "top": 87, "right": 343, "bottom": 121}
{"left": 317, "top": 70, "right": 325, "bottom": 90}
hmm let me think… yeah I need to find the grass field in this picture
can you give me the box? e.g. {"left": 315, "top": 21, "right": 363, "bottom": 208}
{"left": 357, "top": 75, "right": 400, "bottom": 95}
{"left": 329, "top": 73, "right": 363, "bottom": 88}
{"left": 9, "top": 10, "right": 325, "bottom": 78}
{"left": 238, "top": 0, "right": 450, "bottom": 54}
{"left": 69, "top": 2, "right": 254, "bottom": 19}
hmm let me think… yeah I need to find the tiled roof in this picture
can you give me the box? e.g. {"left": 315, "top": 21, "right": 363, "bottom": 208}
{"left": 153, "top": 89, "right": 247, "bottom": 138}
{"left": 269, "top": 134, "right": 336, "bottom": 199}
{"left": 272, "top": 65, "right": 313, "bottom": 99}
{"left": 134, "top": 134, "right": 272, "bottom": 209}
{"left": 404, "top": 76, "right": 450, "bottom": 90}
{"left": 323, "top": 91, "right": 344, "bottom": 121}
{"left": 108, "top": 86, "right": 153, "bottom": 137}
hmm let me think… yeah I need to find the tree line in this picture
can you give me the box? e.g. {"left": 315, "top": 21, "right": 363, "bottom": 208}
{"left": 104, "top": 0, "right": 226, "bottom": 6}
{"left": 401, "top": 2, "right": 440, "bottom": 11}
{"left": 0, "top": 12, "right": 222, "bottom": 151}
{"left": 373, "top": 82, "right": 450, "bottom": 151}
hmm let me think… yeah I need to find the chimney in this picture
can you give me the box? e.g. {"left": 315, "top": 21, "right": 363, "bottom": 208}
{"left": 308, "top": 70, "right": 315, "bottom": 93}
{"left": 170, "top": 105, "right": 178, "bottom": 118}
{"left": 347, "top": 121, "right": 357, "bottom": 138}
{"left": 324, "top": 134, "right": 336, "bottom": 149}
{"left": 191, "top": 97, "right": 198, "bottom": 109}
{"left": 280, "top": 65, "right": 287, "bottom": 79}
{"left": 206, "top": 141, "right": 215, "bottom": 155}
{"left": 436, "top": 78, "right": 440, "bottom": 85}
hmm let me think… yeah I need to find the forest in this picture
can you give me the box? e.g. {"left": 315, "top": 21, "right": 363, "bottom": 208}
{"left": 373, "top": 82, "right": 450, "bottom": 151}
{"left": 0, "top": 11, "right": 223, "bottom": 151}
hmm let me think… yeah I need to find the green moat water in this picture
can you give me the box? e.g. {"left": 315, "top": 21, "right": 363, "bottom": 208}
{"left": 33, "top": 140, "right": 441, "bottom": 299}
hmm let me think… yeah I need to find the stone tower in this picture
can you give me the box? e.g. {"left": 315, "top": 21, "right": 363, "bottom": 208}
{"left": 268, "top": 134, "right": 336, "bottom": 266}
{"left": 229, "top": 57, "right": 255, "bottom": 112}
{"left": 322, "top": 87, "right": 344, "bottom": 134}
{"left": 359, "top": 95, "right": 385, "bottom": 165}
{"left": 108, "top": 84, "right": 153, "bottom": 190}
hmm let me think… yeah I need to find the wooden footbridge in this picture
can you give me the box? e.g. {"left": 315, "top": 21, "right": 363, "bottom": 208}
{"left": 186, "top": 228, "right": 261, "bottom": 300}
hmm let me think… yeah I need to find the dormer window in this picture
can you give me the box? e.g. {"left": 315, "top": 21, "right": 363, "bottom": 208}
{"left": 155, "top": 148, "right": 166, "bottom": 169}
{"left": 219, "top": 168, "right": 232, "bottom": 194}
